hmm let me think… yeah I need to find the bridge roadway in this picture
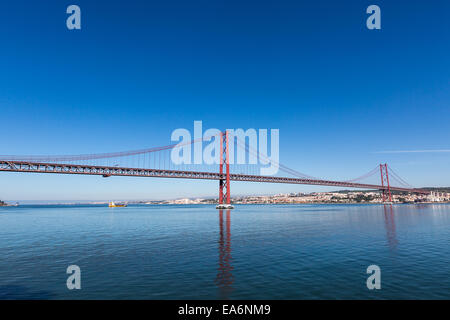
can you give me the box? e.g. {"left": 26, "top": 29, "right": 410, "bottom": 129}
{"left": 0, "top": 160, "right": 430, "bottom": 195}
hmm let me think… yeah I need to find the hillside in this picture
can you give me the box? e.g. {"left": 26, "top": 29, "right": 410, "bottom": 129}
{"left": 333, "top": 187, "right": 450, "bottom": 194}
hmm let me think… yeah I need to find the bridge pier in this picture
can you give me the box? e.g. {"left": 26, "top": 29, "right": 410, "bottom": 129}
{"left": 216, "top": 131, "right": 234, "bottom": 209}
{"left": 380, "top": 163, "right": 392, "bottom": 203}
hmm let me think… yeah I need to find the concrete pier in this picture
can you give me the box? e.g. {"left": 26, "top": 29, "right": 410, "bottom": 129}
{"left": 216, "top": 204, "right": 234, "bottom": 209}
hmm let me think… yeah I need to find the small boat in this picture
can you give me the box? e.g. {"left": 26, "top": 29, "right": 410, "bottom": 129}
{"left": 108, "top": 201, "right": 127, "bottom": 208}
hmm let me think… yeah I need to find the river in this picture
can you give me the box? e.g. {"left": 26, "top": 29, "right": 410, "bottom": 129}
{"left": 0, "top": 203, "right": 449, "bottom": 299}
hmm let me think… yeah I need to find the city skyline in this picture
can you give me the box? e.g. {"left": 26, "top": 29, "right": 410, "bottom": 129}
{"left": 1, "top": 0, "right": 449, "bottom": 200}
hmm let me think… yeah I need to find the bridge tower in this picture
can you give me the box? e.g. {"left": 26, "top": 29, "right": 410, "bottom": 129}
{"left": 379, "top": 163, "right": 392, "bottom": 203}
{"left": 217, "top": 131, "right": 233, "bottom": 209}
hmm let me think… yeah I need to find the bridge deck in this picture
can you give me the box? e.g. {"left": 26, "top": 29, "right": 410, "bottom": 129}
{"left": 0, "top": 160, "right": 429, "bottom": 194}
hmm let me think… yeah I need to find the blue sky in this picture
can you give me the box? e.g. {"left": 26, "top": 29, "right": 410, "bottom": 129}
{"left": 0, "top": 0, "right": 449, "bottom": 201}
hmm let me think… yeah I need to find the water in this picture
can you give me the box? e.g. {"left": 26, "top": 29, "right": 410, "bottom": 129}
{"left": 0, "top": 204, "right": 449, "bottom": 299}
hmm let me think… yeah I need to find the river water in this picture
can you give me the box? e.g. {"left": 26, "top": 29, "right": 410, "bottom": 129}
{"left": 0, "top": 203, "right": 449, "bottom": 299}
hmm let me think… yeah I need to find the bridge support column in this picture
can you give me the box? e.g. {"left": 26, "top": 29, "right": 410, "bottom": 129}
{"left": 217, "top": 131, "right": 233, "bottom": 209}
{"left": 380, "top": 163, "right": 392, "bottom": 203}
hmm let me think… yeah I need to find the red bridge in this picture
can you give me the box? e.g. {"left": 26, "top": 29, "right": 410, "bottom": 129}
{"left": 0, "top": 131, "right": 429, "bottom": 206}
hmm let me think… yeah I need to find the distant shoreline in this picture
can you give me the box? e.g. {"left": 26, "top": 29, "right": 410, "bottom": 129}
{"left": 2, "top": 201, "right": 448, "bottom": 207}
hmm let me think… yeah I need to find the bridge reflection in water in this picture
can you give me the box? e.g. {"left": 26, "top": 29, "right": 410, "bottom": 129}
{"left": 215, "top": 210, "right": 234, "bottom": 299}
{"left": 383, "top": 205, "right": 398, "bottom": 250}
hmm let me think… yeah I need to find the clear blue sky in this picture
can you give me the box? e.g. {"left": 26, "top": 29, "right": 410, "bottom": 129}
{"left": 0, "top": 0, "right": 449, "bottom": 201}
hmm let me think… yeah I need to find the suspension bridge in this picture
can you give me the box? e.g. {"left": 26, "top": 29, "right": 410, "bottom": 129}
{"left": 0, "top": 131, "right": 429, "bottom": 207}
